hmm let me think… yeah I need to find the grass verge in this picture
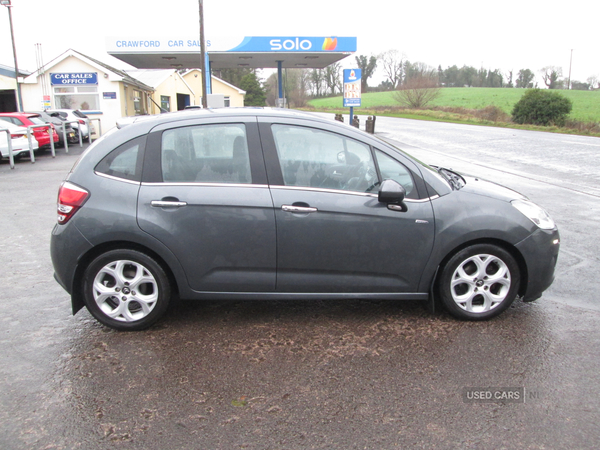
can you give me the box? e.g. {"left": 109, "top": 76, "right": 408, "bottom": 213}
{"left": 301, "top": 105, "right": 600, "bottom": 137}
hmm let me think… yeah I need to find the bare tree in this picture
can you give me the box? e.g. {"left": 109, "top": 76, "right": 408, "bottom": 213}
{"left": 310, "top": 69, "right": 325, "bottom": 97}
{"left": 541, "top": 66, "right": 564, "bottom": 89}
{"left": 323, "top": 62, "right": 343, "bottom": 95}
{"left": 380, "top": 49, "right": 405, "bottom": 89}
{"left": 392, "top": 74, "right": 440, "bottom": 108}
{"left": 264, "top": 69, "right": 311, "bottom": 107}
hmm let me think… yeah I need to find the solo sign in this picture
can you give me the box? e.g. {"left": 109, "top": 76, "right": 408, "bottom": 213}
{"left": 343, "top": 69, "right": 361, "bottom": 107}
{"left": 50, "top": 73, "right": 98, "bottom": 86}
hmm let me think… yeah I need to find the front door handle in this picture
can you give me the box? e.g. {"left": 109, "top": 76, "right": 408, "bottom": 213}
{"left": 282, "top": 204, "right": 318, "bottom": 213}
{"left": 151, "top": 200, "right": 188, "bottom": 208}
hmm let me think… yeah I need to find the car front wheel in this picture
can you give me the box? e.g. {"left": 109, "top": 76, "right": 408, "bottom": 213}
{"left": 83, "top": 250, "right": 171, "bottom": 331}
{"left": 438, "top": 244, "right": 520, "bottom": 320}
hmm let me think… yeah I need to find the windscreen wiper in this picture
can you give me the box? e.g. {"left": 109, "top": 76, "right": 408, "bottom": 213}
{"left": 432, "top": 166, "right": 466, "bottom": 190}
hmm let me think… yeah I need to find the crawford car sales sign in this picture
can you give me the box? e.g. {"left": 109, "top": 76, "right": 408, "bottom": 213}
{"left": 50, "top": 73, "right": 98, "bottom": 85}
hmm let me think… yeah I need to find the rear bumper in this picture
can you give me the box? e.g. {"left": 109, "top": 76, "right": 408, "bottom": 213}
{"left": 51, "top": 222, "right": 93, "bottom": 313}
{"left": 515, "top": 227, "right": 560, "bottom": 301}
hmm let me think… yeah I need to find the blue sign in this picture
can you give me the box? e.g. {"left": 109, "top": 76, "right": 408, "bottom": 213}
{"left": 343, "top": 69, "right": 362, "bottom": 107}
{"left": 50, "top": 73, "right": 98, "bottom": 86}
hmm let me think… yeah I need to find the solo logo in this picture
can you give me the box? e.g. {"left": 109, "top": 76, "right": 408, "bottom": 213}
{"left": 270, "top": 38, "right": 312, "bottom": 51}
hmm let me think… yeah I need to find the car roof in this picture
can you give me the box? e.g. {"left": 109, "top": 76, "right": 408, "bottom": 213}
{"left": 0, "top": 112, "right": 39, "bottom": 118}
{"left": 115, "top": 107, "right": 332, "bottom": 131}
{"left": 0, "top": 120, "right": 26, "bottom": 131}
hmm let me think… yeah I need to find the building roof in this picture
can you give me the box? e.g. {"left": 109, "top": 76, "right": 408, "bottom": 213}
{"left": 0, "top": 64, "right": 31, "bottom": 78}
{"left": 22, "top": 49, "right": 154, "bottom": 92}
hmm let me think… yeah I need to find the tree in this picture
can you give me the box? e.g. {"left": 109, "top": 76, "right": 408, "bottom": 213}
{"left": 380, "top": 50, "right": 405, "bottom": 89}
{"left": 355, "top": 55, "right": 378, "bottom": 93}
{"left": 516, "top": 69, "right": 535, "bottom": 88}
{"left": 310, "top": 69, "right": 325, "bottom": 97}
{"left": 404, "top": 61, "right": 436, "bottom": 82}
{"left": 440, "top": 65, "right": 461, "bottom": 87}
{"left": 323, "top": 62, "right": 343, "bottom": 96}
{"left": 392, "top": 74, "right": 440, "bottom": 109}
{"left": 541, "top": 66, "right": 564, "bottom": 89}
{"left": 587, "top": 75, "right": 599, "bottom": 90}
{"left": 506, "top": 70, "right": 514, "bottom": 88}
{"left": 571, "top": 81, "right": 591, "bottom": 91}
{"left": 375, "top": 80, "right": 395, "bottom": 91}
{"left": 239, "top": 72, "right": 266, "bottom": 106}
{"left": 217, "top": 67, "right": 254, "bottom": 88}
{"left": 264, "top": 69, "right": 311, "bottom": 107}
{"left": 511, "top": 89, "right": 572, "bottom": 126}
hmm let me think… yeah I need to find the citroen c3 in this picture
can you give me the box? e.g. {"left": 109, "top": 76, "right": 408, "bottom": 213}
{"left": 51, "top": 108, "right": 559, "bottom": 330}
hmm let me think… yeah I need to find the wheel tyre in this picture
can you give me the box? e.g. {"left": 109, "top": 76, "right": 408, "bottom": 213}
{"left": 438, "top": 244, "right": 520, "bottom": 320}
{"left": 83, "top": 250, "right": 171, "bottom": 331}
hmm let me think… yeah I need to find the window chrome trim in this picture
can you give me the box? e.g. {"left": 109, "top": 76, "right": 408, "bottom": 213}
{"left": 95, "top": 171, "right": 141, "bottom": 185}
{"left": 269, "top": 184, "right": 438, "bottom": 202}
{"left": 136, "top": 181, "right": 439, "bottom": 202}
{"left": 141, "top": 181, "right": 269, "bottom": 189}
{"left": 270, "top": 184, "right": 377, "bottom": 198}
{"left": 407, "top": 195, "right": 439, "bottom": 203}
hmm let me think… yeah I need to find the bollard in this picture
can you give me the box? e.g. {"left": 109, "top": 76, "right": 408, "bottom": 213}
{"left": 352, "top": 115, "right": 359, "bottom": 128}
{"left": 366, "top": 116, "right": 374, "bottom": 134}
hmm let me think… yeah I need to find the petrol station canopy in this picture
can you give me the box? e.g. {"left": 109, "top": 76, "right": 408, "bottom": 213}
{"left": 106, "top": 36, "right": 357, "bottom": 70}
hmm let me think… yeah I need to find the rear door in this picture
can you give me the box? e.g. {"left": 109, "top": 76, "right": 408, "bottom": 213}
{"left": 137, "top": 116, "right": 276, "bottom": 292}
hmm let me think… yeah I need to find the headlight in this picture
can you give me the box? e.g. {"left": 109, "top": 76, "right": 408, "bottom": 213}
{"left": 511, "top": 199, "right": 556, "bottom": 230}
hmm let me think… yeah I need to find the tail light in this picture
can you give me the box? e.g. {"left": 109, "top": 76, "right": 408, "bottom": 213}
{"left": 78, "top": 119, "right": 85, "bottom": 124}
{"left": 10, "top": 132, "right": 25, "bottom": 139}
{"left": 57, "top": 181, "right": 89, "bottom": 224}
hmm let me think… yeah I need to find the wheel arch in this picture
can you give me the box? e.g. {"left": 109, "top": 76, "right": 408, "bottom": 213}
{"left": 70, "top": 241, "right": 181, "bottom": 315}
{"left": 431, "top": 237, "right": 529, "bottom": 298}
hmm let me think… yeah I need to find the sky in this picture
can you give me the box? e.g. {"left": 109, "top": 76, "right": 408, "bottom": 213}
{"left": 1, "top": 0, "right": 598, "bottom": 87}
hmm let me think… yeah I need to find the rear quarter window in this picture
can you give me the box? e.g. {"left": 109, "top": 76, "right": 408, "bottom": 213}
{"left": 95, "top": 136, "right": 146, "bottom": 182}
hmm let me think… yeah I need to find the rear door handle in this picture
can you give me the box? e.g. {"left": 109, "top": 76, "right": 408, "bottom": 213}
{"left": 282, "top": 204, "right": 318, "bottom": 213}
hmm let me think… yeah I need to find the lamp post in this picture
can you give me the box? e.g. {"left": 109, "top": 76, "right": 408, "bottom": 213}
{"left": 1, "top": 0, "right": 23, "bottom": 111}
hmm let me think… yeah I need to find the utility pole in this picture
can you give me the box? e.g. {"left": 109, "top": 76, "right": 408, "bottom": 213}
{"left": 1, "top": 0, "right": 23, "bottom": 111}
{"left": 567, "top": 49, "right": 573, "bottom": 90}
{"left": 198, "top": 0, "right": 208, "bottom": 108}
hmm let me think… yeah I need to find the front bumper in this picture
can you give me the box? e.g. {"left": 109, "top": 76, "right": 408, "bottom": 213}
{"left": 515, "top": 227, "right": 560, "bottom": 301}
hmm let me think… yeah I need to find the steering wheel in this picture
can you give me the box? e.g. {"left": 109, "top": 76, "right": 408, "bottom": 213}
{"left": 343, "top": 162, "right": 378, "bottom": 192}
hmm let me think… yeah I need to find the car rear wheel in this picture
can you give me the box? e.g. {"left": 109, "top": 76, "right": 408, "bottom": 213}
{"left": 83, "top": 250, "right": 171, "bottom": 331}
{"left": 438, "top": 244, "right": 520, "bottom": 320}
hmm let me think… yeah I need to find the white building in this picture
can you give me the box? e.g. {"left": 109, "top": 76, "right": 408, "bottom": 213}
{"left": 16, "top": 49, "right": 245, "bottom": 135}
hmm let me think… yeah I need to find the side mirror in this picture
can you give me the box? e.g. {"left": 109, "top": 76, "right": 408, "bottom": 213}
{"left": 378, "top": 179, "right": 407, "bottom": 212}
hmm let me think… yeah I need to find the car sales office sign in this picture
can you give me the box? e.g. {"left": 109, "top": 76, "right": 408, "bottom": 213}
{"left": 343, "top": 69, "right": 361, "bottom": 107}
{"left": 50, "top": 73, "right": 98, "bottom": 85}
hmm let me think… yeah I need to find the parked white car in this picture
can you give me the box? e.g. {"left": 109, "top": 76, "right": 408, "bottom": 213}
{"left": 0, "top": 120, "right": 39, "bottom": 159}
{"left": 45, "top": 109, "right": 94, "bottom": 140}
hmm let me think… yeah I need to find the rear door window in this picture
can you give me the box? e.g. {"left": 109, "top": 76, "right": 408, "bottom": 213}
{"left": 161, "top": 123, "right": 251, "bottom": 184}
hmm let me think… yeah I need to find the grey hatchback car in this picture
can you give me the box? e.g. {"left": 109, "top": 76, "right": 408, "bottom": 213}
{"left": 51, "top": 108, "right": 559, "bottom": 331}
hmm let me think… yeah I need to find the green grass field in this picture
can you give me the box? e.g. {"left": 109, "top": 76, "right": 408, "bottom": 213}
{"left": 308, "top": 88, "right": 600, "bottom": 123}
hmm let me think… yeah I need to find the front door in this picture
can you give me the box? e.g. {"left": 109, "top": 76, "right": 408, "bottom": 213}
{"left": 263, "top": 122, "right": 435, "bottom": 293}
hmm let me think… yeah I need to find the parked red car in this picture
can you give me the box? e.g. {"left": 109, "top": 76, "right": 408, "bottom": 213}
{"left": 0, "top": 112, "right": 59, "bottom": 149}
